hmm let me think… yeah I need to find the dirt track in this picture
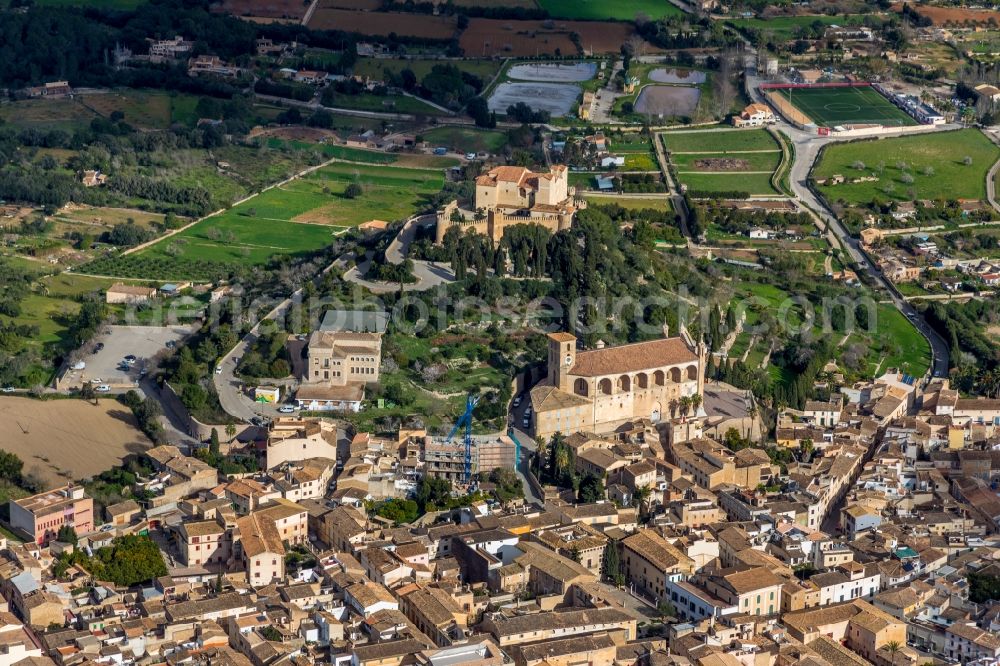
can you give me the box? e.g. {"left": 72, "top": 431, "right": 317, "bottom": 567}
{"left": 0, "top": 397, "right": 151, "bottom": 488}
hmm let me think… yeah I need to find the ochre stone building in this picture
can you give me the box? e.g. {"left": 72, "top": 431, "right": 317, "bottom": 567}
{"left": 529, "top": 329, "right": 706, "bottom": 440}
{"left": 435, "top": 165, "right": 577, "bottom": 244}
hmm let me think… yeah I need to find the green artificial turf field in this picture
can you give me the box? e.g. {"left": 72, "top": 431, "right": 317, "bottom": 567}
{"left": 774, "top": 85, "right": 917, "bottom": 127}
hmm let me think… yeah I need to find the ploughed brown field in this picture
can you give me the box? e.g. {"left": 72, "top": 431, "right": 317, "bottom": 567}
{"left": 315, "top": 0, "right": 383, "bottom": 8}
{"left": 892, "top": 3, "right": 999, "bottom": 25}
{"left": 307, "top": 7, "right": 459, "bottom": 38}
{"left": 0, "top": 397, "right": 151, "bottom": 489}
{"left": 460, "top": 17, "right": 646, "bottom": 57}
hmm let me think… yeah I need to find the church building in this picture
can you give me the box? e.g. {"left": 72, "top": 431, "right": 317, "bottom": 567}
{"left": 529, "top": 329, "right": 706, "bottom": 440}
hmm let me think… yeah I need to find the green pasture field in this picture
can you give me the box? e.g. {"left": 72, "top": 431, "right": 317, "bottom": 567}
{"left": 661, "top": 128, "right": 780, "bottom": 153}
{"left": 537, "top": 0, "right": 684, "bottom": 21}
{"left": 664, "top": 129, "right": 782, "bottom": 195}
{"left": 774, "top": 85, "right": 916, "bottom": 127}
{"left": 814, "top": 129, "right": 1000, "bottom": 203}
{"left": 680, "top": 172, "right": 779, "bottom": 195}
{"left": 730, "top": 278, "right": 930, "bottom": 378}
{"left": 85, "top": 161, "right": 447, "bottom": 278}
{"left": 265, "top": 138, "right": 397, "bottom": 164}
{"left": 265, "top": 138, "right": 460, "bottom": 168}
{"left": 78, "top": 91, "right": 203, "bottom": 129}
{"left": 327, "top": 92, "right": 448, "bottom": 115}
{"left": 0, "top": 274, "right": 117, "bottom": 348}
{"left": 423, "top": 127, "right": 509, "bottom": 153}
{"left": 611, "top": 136, "right": 655, "bottom": 153}
{"left": 671, "top": 151, "right": 782, "bottom": 172}
{"left": 725, "top": 14, "right": 861, "bottom": 41}
{"left": 584, "top": 195, "right": 672, "bottom": 211}
{"left": 140, "top": 215, "right": 337, "bottom": 266}
{"left": 872, "top": 304, "right": 931, "bottom": 377}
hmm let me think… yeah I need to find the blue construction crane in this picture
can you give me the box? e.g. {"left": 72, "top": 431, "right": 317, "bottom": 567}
{"left": 446, "top": 394, "right": 479, "bottom": 484}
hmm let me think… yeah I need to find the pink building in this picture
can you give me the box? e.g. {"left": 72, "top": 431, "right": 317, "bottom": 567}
{"left": 9, "top": 485, "right": 94, "bottom": 545}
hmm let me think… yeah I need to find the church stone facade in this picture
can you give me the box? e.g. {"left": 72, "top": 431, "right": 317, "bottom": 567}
{"left": 529, "top": 329, "right": 706, "bottom": 440}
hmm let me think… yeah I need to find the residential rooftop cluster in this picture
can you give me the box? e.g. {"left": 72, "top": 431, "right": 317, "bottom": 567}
{"left": 1, "top": 344, "right": 1000, "bottom": 666}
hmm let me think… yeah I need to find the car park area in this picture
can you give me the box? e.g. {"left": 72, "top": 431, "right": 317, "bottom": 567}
{"left": 57, "top": 325, "right": 194, "bottom": 390}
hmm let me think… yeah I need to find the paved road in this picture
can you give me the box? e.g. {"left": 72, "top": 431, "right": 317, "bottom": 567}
{"left": 212, "top": 253, "right": 351, "bottom": 422}
{"left": 213, "top": 294, "right": 303, "bottom": 423}
{"left": 588, "top": 60, "right": 624, "bottom": 125}
{"left": 985, "top": 129, "right": 1000, "bottom": 215}
{"left": 344, "top": 215, "right": 457, "bottom": 293}
{"left": 138, "top": 379, "right": 200, "bottom": 448}
{"left": 508, "top": 426, "right": 543, "bottom": 507}
{"left": 782, "top": 129, "right": 951, "bottom": 378}
{"left": 651, "top": 132, "right": 691, "bottom": 235}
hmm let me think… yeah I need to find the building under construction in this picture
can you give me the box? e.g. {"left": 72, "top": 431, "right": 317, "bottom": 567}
{"left": 423, "top": 435, "right": 517, "bottom": 483}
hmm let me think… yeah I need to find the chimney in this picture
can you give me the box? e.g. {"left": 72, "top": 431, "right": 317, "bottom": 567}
{"left": 662, "top": 324, "right": 670, "bottom": 339}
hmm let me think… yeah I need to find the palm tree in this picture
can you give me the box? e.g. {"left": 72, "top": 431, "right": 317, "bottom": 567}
{"left": 633, "top": 485, "right": 653, "bottom": 522}
{"left": 690, "top": 393, "right": 702, "bottom": 416}
{"left": 885, "top": 640, "right": 902, "bottom": 666}
{"left": 555, "top": 446, "right": 571, "bottom": 477}
{"left": 225, "top": 423, "right": 237, "bottom": 443}
{"left": 977, "top": 369, "right": 1000, "bottom": 398}
{"left": 679, "top": 395, "right": 692, "bottom": 420}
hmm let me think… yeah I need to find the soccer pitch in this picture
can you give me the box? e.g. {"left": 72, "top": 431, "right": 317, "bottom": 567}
{"left": 774, "top": 86, "right": 918, "bottom": 127}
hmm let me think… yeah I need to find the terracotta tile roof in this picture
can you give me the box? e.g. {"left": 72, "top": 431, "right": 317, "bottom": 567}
{"left": 517, "top": 633, "right": 615, "bottom": 662}
{"left": 530, "top": 384, "right": 591, "bottom": 413}
{"left": 568, "top": 337, "right": 697, "bottom": 377}
{"left": 720, "top": 566, "right": 783, "bottom": 594}
{"left": 237, "top": 513, "right": 283, "bottom": 558}
{"left": 622, "top": 530, "right": 692, "bottom": 572}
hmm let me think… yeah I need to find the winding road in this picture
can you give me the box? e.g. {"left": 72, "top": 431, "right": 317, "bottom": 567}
{"left": 743, "top": 67, "right": 952, "bottom": 378}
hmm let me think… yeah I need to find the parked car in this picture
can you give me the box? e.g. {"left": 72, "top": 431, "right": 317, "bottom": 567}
{"left": 1, "top": 387, "right": 14, "bottom": 393}
{"left": 512, "top": 396, "right": 522, "bottom": 408}
{"left": 278, "top": 405, "right": 296, "bottom": 413}
{"left": 93, "top": 342, "right": 105, "bottom": 353}
{"left": 215, "top": 365, "right": 223, "bottom": 374}
{"left": 433, "top": 147, "right": 448, "bottom": 155}
{"left": 123, "top": 355, "right": 137, "bottom": 364}
{"left": 465, "top": 152, "right": 476, "bottom": 160}
{"left": 95, "top": 385, "right": 111, "bottom": 393}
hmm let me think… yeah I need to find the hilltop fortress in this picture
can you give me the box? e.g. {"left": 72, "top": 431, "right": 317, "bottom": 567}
{"left": 435, "top": 164, "right": 580, "bottom": 244}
